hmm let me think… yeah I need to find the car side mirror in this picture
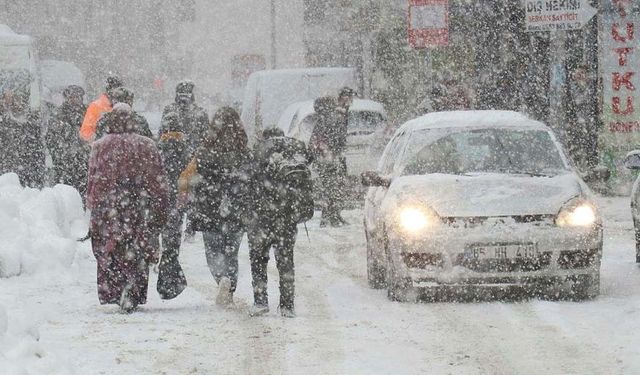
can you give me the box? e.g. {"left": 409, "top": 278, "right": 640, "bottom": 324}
{"left": 582, "top": 166, "right": 611, "bottom": 183}
{"left": 361, "top": 171, "right": 391, "bottom": 188}
{"left": 625, "top": 151, "right": 640, "bottom": 170}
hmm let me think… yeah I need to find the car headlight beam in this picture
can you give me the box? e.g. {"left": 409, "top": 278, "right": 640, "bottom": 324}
{"left": 396, "top": 205, "right": 439, "bottom": 234}
{"left": 556, "top": 201, "right": 598, "bottom": 227}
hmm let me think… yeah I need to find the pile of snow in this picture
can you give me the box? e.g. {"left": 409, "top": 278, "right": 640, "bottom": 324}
{"left": 0, "top": 303, "right": 73, "bottom": 374}
{"left": 0, "top": 173, "right": 87, "bottom": 278}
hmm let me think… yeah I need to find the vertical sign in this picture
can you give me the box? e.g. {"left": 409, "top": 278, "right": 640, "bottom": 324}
{"left": 408, "top": 0, "right": 449, "bottom": 48}
{"left": 600, "top": 0, "right": 640, "bottom": 192}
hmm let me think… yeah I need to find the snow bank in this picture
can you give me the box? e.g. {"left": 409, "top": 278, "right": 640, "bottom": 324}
{"left": 0, "top": 173, "right": 87, "bottom": 278}
{"left": 0, "top": 303, "right": 73, "bottom": 375}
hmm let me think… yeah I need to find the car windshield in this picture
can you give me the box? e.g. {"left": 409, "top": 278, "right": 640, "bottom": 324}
{"left": 400, "top": 128, "right": 569, "bottom": 176}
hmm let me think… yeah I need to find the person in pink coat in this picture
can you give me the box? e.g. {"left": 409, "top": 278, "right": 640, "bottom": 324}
{"left": 86, "top": 103, "right": 170, "bottom": 313}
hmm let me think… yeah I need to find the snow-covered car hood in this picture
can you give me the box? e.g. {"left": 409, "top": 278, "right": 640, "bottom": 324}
{"left": 383, "top": 173, "right": 585, "bottom": 218}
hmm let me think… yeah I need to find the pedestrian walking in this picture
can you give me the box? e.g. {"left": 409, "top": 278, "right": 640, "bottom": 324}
{"left": 162, "top": 80, "right": 210, "bottom": 241}
{"left": 45, "top": 85, "right": 90, "bottom": 199}
{"left": 309, "top": 94, "right": 348, "bottom": 227}
{"left": 86, "top": 103, "right": 169, "bottom": 313}
{"left": 80, "top": 75, "right": 123, "bottom": 142}
{"left": 178, "top": 107, "right": 252, "bottom": 306}
{"left": 248, "top": 128, "right": 314, "bottom": 318}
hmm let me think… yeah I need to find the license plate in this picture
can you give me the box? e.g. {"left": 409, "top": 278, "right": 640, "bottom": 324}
{"left": 464, "top": 243, "right": 540, "bottom": 260}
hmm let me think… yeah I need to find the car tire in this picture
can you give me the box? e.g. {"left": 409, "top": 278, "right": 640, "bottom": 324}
{"left": 366, "top": 231, "right": 387, "bottom": 289}
{"left": 384, "top": 231, "right": 417, "bottom": 303}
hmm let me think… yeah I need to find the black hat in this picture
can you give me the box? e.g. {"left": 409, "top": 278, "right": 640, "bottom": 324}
{"left": 338, "top": 86, "right": 357, "bottom": 98}
{"left": 106, "top": 75, "right": 123, "bottom": 92}
{"left": 176, "top": 80, "right": 195, "bottom": 94}
{"left": 63, "top": 85, "right": 85, "bottom": 99}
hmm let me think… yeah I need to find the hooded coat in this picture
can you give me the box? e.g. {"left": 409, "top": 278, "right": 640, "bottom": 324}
{"left": 86, "top": 105, "right": 169, "bottom": 306}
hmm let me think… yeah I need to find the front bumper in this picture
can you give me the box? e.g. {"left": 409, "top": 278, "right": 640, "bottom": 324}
{"left": 387, "top": 221, "right": 602, "bottom": 288}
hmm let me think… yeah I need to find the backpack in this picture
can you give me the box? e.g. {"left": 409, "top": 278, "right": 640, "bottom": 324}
{"left": 261, "top": 137, "right": 314, "bottom": 224}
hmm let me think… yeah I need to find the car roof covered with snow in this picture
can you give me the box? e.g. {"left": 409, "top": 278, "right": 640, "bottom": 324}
{"left": 398, "top": 110, "right": 549, "bottom": 133}
{"left": 277, "top": 98, "right": 386, "bottom": 131}
{"left": 0, "top": 24, "right": 31, "bottom": 45}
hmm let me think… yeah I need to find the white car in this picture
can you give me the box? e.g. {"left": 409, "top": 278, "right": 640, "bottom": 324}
{"left": 363, "top": 111, "right": 603, "bottom": 302}
{"left": 279, "top": 99, "right": 388, "bottom": 176}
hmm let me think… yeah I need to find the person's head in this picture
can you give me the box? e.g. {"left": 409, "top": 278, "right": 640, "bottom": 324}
{"left": 106, "top": 103, "right": 134, "bottom": 134}
{"left": 207, "top": 106, "right": 247, "bottom": 150}
{"left": 175, "top": 80, "right": 195, "bottom": 106}
{"left": 338, "top": 86, "right": 356, "bottom": 108}
{"left": 314, "top": 96, "right": 337, "bottom": 116}
{"left": 62, "top": 85, "right": 85, "bottom": 107}
{"left": 109, "top": 87, "right": 134, "bottom": 107}
{"left": 105, "top": 75, "right": 123, "bottom": 97}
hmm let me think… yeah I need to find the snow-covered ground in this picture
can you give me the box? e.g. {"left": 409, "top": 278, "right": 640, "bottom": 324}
{"left": 1, "top": 190, "right": 640, "bottom": 374}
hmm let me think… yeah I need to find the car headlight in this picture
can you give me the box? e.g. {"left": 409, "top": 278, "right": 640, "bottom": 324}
{"left": 396, "top": 205, "right": 440, "bottom": 234}
{"left": 556, "top": 200, "right": 598, "bottom": 227}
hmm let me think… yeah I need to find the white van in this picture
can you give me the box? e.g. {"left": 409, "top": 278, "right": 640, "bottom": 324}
{"left": 240, "top": 67, "right": 357, "bottom": 144}
{"left": 0, "top": 24, "right": 41, "bottom": 109}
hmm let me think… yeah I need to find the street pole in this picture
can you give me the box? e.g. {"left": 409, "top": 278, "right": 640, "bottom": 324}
{"left": 271, "top": 0, "right": 277, "bottom": 69}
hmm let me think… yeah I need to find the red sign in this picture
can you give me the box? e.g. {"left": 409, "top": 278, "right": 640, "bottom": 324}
{"left": 408, "top": 0, "right": 449, "bottom": 48}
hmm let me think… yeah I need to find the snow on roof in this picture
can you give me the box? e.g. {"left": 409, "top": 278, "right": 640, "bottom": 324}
{"left": 0, "top": 24, "right": 31, "bottom": 45}
{"left": 399, "top": 110, "right": 549, "bottom": 133}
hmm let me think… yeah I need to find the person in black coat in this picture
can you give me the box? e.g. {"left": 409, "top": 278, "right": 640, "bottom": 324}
{"left": 309, "top": 95, "right": 348, "bottom": 227}
{"left": 45, "top": 85, "right": 89, "bottom": 198}
{"left": 178, "top": 107, "right": 252, "bottom": 306}
{"left": 162, "top": 81, "right": 210, "bottom": 155}
{"left": 247, "top": 127, "right": 313, "bottom": 318}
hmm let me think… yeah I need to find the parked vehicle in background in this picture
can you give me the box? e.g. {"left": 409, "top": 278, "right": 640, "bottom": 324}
{"left": 240, "top": 67, "right": 357, "bottom": 144}
{"left": 363, "top": 111, "right": 603, "bottom": 302}
{"left": 625, "top": 150, "right": 640, "bottom": 263}
{"left": 280, "top": 98, "right": 388, "bottom": 177}
{"left": 40, "top": 60, "right": 85, "bottom": 108}
{"left": 0, "top": 24, "right": 41, "bottom": 110}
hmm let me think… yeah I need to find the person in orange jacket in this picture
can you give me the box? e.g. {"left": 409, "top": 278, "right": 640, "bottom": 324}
{"left": 79, "top": 76, "right": 123, "bottom": 142}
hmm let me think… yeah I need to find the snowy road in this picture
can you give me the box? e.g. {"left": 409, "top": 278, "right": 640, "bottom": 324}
{"left": 2, "top": 197, "right": 640, "bottom": 374}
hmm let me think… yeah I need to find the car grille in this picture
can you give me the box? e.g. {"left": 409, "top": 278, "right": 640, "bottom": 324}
{"left": 402, "top": 252, "right": 445, "bottom": 269}
{"left": 454, "top": 252, "right": 553, "bottom": 272}
{"left": 442, "top": 215, "right": 555, "bottom": 229}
